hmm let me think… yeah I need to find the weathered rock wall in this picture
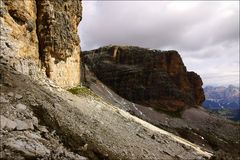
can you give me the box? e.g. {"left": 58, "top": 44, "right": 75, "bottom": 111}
{"left": 0, "top": 0, "right": 40, "bottom": 76}
{"left": 83, "top": 45, "right": 205, "bottom": 111}
{"left": 37, "top": 0, "right": 82, "bottom": 87}
{"left": 0, "top": 0, "right": 82, "bottom": 88}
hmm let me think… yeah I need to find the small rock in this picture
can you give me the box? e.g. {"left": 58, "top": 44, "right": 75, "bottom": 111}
{"left": 182, "top": 144, "right": 191, "bottom": 151}
{"left": 16, "top": 103, "right": 27, "bottom": 111}
{"left": 15, "top": 94, "right": 23, "bottom": 99}
{"left": 26, "top": 91, "right": 31, "bottom": 95}
{"left": 25, "top": 132, "right": 43, "bottom": 140}
{"left": 30, "top": 102, "right": 38, "bottom": 107}
{"left": 0, "top": 96, "right": 9, "bottom": 103}
{"left": 82, "top": 143, "right": 88, "bottom": 151}
{"left": 26, "top": 119, "right": 34, "bottom": 130}
{"left": 151, "top": 134, "right": 156, "bottom": 140}
{"left": 38, "top": 126, "right": 48, "bottom": 133}
{"left": 0, "top": 115, "right": 17, "bottom": 131}
{"left": 32, "top": 116, "right": 39, "bottom": 127}
{"left": 7, "top": 92, "right": 14, "bottom": 97}
{"left": 53, "top": 103, "right": 61, "bottom": 108}
{"left": 163, "top": 140, "right": 169, "bottom": 144}
{"left": 5, "top": 137, "right": 50, "bottom": 157}
{"left": 15, "top": 119, "right": 33, "bottom": 131}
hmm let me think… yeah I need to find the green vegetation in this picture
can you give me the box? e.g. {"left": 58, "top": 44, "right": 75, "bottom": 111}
{"left": 67, "top": 86, "right": 98, "bottom": 98}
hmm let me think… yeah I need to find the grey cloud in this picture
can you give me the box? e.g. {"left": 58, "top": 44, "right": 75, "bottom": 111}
{"left": 78, "top": 1, "right": 239, "bottom": 86}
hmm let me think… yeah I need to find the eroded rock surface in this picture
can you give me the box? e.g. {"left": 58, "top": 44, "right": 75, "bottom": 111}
{"left": 0, "top": 0, "right": 82, "bottom": 88}
{"left": 0, "top": 63, "right": 212, "bottom": 160}
{"left": 37, "top": 0, "right": 82, "bottom": 87}
{"left": 83, "top": 67, "right": 240, "bottom": 159}
{"left": 83, "top": 45, "right": 205, "bottom": 111}
{"left": 0, "top": 0, "right": 40, "bottom": 76}
{"left": 0, "top": 67, "right": 88, "bottom": 160}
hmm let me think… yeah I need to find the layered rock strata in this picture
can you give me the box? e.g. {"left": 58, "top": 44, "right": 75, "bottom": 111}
{"left": 0, "top": 0, "right": 82, "bottom": 88}
{"left": 37, "top": 0, "right": 82, "bottom": 87}
{"left": 0, "top": 0, "right": 40, "bottom": 76}
{"left": 83, "top": 45, "right": 205, "bottom": 111}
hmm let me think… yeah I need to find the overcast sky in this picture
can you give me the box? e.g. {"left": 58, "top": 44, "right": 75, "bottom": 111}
{"left": 78, "top": 1, "right": 239, "bottom": 87}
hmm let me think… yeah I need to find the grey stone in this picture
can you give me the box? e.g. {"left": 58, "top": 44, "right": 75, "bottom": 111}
{"left": 0, "top": 115, "right": 17, "bottom": 131}
{"left": 7, "top": 92, "right": 14, "bottom": 97}
{"left": 54, "top": 146, "right": 88, "bottom": 160}
{"left": 38, "top": 126, "right": 48, "bottom": 133}
{"left": 16, "top": 103, "right": 27, "bottom": 111}
{"left": 15, "top": 94, "right": 23, "bottom": 99}
{"left": 0, "top": 115, "right": 7, "bottom": 130}
{"left": 26, "top": 91, "right": 31, "bottom": 95}
{"left": 0, "top": 96, "right": 9, "bottom": 103}
{"left": 53, "top": 103, "right": 62, "bottom": 108}
{"left": 32, "top": 116, "right": 39, "bottom": 127}
{"left": 16, "top": 119, "right": 33, "bottom": 131}
{"left": 5, "top": 137, "right": 50, "bottom": 157}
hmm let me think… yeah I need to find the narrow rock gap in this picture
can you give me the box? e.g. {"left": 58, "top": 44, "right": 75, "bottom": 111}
{"left": 8, "top": 10, "right": 26, "bottom": 25}
{"left": 35, "top": 0, "right": 48, "bottom": 77}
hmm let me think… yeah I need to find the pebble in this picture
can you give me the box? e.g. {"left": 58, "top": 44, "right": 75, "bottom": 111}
{"left": 32, "top": 116, "right": 39, "bottom": 127}
{"left": 15, "top": 94, "right": 23, "bottom": 99}
{"left": 7, "top": 92, "right": 14, "bottom": 97}
{"left": 16, "top": 103, "right": 27, "bottom": 111}
{"left": 0, "top": 115, "right": 17, "bottom": 131}
{"left": 151, "top": 134, "right": 156, "bottom": 140}
{"left": 0, "top": 96, "right": 9, "bottom": 103}
{"left": 26, "top": 91, "right": 31, "bottom": 95}
{"left": 53, "top": 103, "right": 61, "bottom": 108}
{"left": 38, "top": 126, "right": 48, "bottom": 133}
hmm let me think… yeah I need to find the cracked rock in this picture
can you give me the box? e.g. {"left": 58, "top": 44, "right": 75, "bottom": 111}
{"left": 0, "top": 115, "right": 17, "bottom": 131}
{"left": 16, "top": 103, "right": 27, "bottom": 111}
{"left": 16, "top": 119, "right": 34, "bottom": 131}
{"left": 4, "top": 137, "right": 50, "bottom": 158}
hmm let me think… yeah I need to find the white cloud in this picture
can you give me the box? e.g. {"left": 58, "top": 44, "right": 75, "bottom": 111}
{"left": 78, "top": 1, "right": 239, "bottom": 86}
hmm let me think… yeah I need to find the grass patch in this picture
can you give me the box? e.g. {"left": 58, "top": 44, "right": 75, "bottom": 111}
{"left": 67, "top": 86, "right": 98, "bottom": 98}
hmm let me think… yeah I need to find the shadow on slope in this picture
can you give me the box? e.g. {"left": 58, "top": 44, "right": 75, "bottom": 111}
{"left": 82, "top": 61, "right": 240, "bottom": 159}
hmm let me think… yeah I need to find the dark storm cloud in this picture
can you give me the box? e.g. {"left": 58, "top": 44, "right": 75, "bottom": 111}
{"left": 78, "top": 1, "right": 239, "bottom": 86}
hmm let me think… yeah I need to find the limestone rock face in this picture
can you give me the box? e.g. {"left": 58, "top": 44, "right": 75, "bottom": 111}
{"left": 187, "top": 72, "right": 205, "bottom": 105}
{"left": 0, "top": 0, "right": 82, "bottom": 88}
{"left": 83, "top": 45, "right": 205, "bottom": 111}
{"left": 0, "top": 0, "right": 40, "bottom": 76}
{"left": 37, "top": 0, "right": 82, "bottom": 87}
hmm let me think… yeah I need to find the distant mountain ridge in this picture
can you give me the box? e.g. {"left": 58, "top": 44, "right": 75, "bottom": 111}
{"left": 203, "top": 85, "right": 240, "bottom": 121}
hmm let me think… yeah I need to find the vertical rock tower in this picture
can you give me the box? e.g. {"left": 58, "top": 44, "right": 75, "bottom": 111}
{"left": 0, "top": 0, "right": 82, "bottom": 88}
{"left": 37, "top": 0, "right": 82, "bottom": 87}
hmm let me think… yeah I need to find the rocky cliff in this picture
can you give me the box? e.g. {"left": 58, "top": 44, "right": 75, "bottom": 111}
{"left": 0, "top": 0, "right": 40, "bottom": 76}
{"left": 37, "top": 0, "right": 82, "bottom": 87}
{"left": 0, "top": 0, "right": 82, "bottom": 88}
{"left": 1, "top": 1, "right": 239, "bottom": 159}
{"left": 83, "top": 45, "right": 205, "bottom": 112}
